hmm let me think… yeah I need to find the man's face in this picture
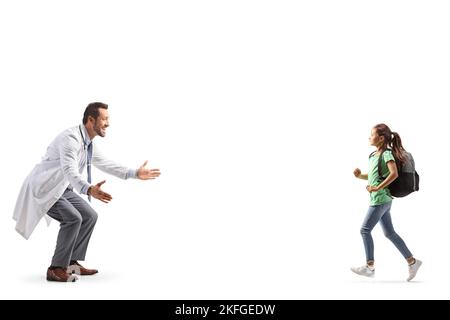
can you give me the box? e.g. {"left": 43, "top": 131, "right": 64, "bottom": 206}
{"left": 93, "top": 108, "right": 109, "bottom": 137}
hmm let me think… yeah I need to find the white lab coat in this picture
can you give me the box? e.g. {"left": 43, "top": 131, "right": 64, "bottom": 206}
{"left": 13, "top": 125, "right": 134, "bottom": 239}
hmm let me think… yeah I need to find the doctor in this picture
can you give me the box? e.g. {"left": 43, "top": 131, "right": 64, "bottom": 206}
{"left": 13, "top": 102, "right": 161, "bottom": 282}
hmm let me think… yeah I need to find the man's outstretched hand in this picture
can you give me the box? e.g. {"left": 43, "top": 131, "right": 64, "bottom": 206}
{"left": 137, "top": 160, "right": 161, "bottom": 180}
{"left": 88, "top": 180, "right": 113, "bottom": 203}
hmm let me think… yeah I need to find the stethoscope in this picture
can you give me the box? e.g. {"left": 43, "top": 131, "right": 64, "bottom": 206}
{"left": 79, "top": 125, "right": 92, "bottom": 170}
{"left": 79, "top": 125, "right": 88, "bottom": 150}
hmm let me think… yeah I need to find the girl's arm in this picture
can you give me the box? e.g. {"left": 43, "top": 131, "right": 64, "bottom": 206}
{"left": 353, "top": 168, "right": 368, "bottom": 180}
{"left": 367, "top": 160, "right": 398, "bottom": 192}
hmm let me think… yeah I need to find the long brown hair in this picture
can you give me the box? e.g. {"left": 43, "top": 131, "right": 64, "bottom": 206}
{"left": 374, "top": 123, "right": 406, "bottom": 165}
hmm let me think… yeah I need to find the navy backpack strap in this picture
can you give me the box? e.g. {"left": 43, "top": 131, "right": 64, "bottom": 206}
{"left": 377, "top": 149, "right": 395, "bottom": 181}
{"left": 377, "top": 150, "right": 385, "bottom": 181}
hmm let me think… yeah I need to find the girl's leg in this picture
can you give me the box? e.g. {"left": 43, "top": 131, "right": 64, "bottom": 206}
{"left": 379, "top": 205, "right": 413, "bottom": 260}
{"left": 360, "top": 203, "right": 390, "bottom": 265}
{"left": 379, "top": 204, "right": 422, "bottom": 281}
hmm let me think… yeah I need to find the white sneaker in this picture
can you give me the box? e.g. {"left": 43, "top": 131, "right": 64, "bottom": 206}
{"left": 407, "top": 259, "right": 422, "bottom": 282}
{"left": 351, "top": 265, "right": 375, "bottom": 278}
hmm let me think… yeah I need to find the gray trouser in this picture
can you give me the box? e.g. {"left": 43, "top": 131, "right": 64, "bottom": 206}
{"left": 360, "top": 201, "right": 412, "bottom": 262}
{"left": 47, "top": 188, "right": 98, "bottom": 268}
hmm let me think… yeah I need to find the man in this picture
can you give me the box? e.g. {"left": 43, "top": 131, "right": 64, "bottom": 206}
{"left": 13, "top": 102, "right": 161, "bottom": 282}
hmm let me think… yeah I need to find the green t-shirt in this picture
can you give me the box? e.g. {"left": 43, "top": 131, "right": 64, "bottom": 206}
{"left": 368, "top": 150, "right": 395, "bottom": 206}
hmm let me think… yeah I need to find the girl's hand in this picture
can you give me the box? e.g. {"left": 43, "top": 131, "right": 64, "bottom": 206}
{"left": 353, "top": 168, "right": 362, "bottom": 178}
{"left": 366, "top": 185, "right": 380, "bottom": 193}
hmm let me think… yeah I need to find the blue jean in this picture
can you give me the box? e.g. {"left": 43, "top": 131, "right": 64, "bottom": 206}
{"left": 360, "top": 202, "right": 412, "bottom": 262}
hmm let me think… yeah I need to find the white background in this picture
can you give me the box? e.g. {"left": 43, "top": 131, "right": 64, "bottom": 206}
{"left": 0, "top": 0, "right": 449, "bottom": 299}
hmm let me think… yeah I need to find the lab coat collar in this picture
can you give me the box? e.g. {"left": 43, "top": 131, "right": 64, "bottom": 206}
{"left": 80, "top": 124, "right": 92, "bottom": 146}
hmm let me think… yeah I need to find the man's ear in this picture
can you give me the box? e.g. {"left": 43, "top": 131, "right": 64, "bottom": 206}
{"left": 88, "top": 115, "right": 95, "bottom": 125}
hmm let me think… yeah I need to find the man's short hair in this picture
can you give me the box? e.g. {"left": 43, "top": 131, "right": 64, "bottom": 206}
{"left": 83, "top": 102, "right": 108, "bottom": 124}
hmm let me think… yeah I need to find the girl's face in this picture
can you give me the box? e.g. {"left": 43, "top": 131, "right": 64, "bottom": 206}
{"left": 369, "top": 128, "right": 384, "bottom": 147}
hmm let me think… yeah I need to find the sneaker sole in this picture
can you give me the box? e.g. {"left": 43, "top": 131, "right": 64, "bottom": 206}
{"left": 351, "top": 268, "right": 375, "bottom": 278}
{"left": 407, "top": 260, "right": 422, "bottom": 282}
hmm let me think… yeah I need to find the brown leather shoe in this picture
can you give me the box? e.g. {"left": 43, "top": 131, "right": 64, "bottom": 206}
{"left": 47, "top": 267, "right": 78, "bottom": 282}
{"left": 69, "top": 261, "right": 98, "bottom": 276}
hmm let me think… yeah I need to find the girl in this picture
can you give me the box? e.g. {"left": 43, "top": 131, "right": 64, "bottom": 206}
{"left": 351, "top": 124, "right": 422, "bottom": 281}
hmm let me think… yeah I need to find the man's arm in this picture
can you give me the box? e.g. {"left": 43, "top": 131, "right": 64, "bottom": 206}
{"left": 91, "top": 145, "right": 137, "bottom": 180}
{"left": 92, "top": 146, "right": 161, "bottom": 181}
{"left": 59, "top": 134, "right": 91, "bottom": 194}
{"left": 87, "top": 180, "right": 113, "bottom": 203}
{"left": 136, "top": 160, "right": 161, "bottom": 180}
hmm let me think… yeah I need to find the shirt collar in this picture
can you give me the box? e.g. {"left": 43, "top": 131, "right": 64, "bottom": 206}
{"left": 80, "top": 124, "right": 92, "bottom": 146}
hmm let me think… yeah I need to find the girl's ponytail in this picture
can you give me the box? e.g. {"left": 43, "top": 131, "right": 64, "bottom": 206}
{"left": 391, "top": 131, "right": 406, "bottom": 165}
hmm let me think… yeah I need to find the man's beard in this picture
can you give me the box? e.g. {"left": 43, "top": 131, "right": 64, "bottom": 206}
{"left": 94, "top": 121, "right": 106, "bottom": 137}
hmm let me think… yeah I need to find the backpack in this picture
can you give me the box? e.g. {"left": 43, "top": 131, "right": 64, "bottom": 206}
{"left": 370, "top": 149, "right": 420, "bottom": 198}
